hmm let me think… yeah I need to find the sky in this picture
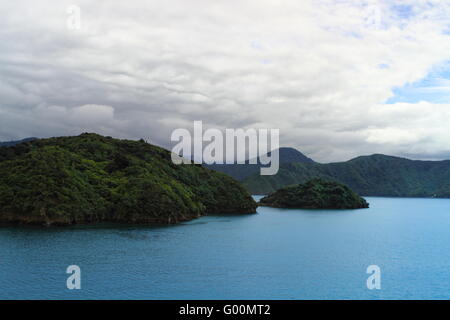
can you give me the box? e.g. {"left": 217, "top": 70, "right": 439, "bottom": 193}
{"left": 1, "top": 0, "right": 450, "bottom": 162}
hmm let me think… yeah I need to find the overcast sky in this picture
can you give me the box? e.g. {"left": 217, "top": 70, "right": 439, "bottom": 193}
{"left": 1, "top": 0, "right": 450, "bottom": 162}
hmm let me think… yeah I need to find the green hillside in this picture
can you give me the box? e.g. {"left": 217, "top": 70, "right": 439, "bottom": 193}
{"left": 243, "top": 154, "right": 450, "bottom": 198}
{"left": 0, "top": 133, "right": 256, "bottom": 226}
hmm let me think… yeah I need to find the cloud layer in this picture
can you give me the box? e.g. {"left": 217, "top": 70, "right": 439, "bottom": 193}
{"left": 1, "top": 0, "right": 450, "bottom": 162}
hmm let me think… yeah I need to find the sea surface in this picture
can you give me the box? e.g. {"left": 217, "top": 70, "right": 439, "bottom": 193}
{"left": 0, "top": 196, "right": 448, "bottom": 300}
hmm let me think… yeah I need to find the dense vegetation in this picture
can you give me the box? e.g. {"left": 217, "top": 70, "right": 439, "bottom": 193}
{"left": 204, "top": 147, "right": 315, "bottom": 180}
{"left": 0, "top": 134, "right": 256, "bottom": 226}
{"left": 259, "top": 179, "right": 369, "bottom": 209}
{"left": 243, "top": 154, "right": 450, "bottom": 198}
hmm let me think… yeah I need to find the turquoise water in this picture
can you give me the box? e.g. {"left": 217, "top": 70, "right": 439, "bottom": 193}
{"left": 0, "top": 197, "right": 448, "bottom": 300}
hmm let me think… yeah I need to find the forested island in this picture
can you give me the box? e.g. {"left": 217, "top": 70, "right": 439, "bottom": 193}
{"left": 259, "top": 179, "right": 369, "bottom": 209}
{"left": 0, "top": 133, "right": 257, "bottom": 226}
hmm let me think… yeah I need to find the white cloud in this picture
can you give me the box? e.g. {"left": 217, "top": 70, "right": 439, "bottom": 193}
{"left": 0, "top": 0, "right": 450, "bottom": 161}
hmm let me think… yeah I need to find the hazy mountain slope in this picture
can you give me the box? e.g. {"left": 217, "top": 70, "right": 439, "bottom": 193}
{"left": 0, "top": 133, "right": 256, "bottom": 225}
{"left": 243, "top": 154, "right": 450, "bottom": 198}
{"left": 0, "top": 137, "right": 37, "bottom": 147}
{"left": 204, "top": 147, "right": 315, "bottom": 180}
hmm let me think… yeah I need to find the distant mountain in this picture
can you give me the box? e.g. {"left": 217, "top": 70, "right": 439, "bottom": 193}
{"left": 243, "top": 154, "right": 450, "bottom": 198}
{"left": 271, "top": 147, "right": 315, "bottom": 164}
{"left": 0, "top": 137, "right": 37, "bottom": 147}
{"left": 204, "top": 147, "right": 315, "bottom": 180}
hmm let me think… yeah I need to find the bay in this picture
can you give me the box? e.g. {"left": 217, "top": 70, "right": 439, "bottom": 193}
{"left": 0, "top": 196, "right": 448, "bottom": 299}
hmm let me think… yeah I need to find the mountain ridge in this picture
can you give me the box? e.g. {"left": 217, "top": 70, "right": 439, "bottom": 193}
{"left": 242, "top": 154, "right": 450, "bottom": 198}
{"left": 3, "top": 136, "right": 449, "bottom": 199}
{"left": 0, "top": 137, "right": 37, "bottom": 147}
{"left": 204, "top": 147, "right": 314, "bottom": 180}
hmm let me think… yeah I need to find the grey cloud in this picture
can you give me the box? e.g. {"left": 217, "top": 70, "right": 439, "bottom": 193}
{"left": 1, "top": 0, "right": 450, "bottom": 162}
